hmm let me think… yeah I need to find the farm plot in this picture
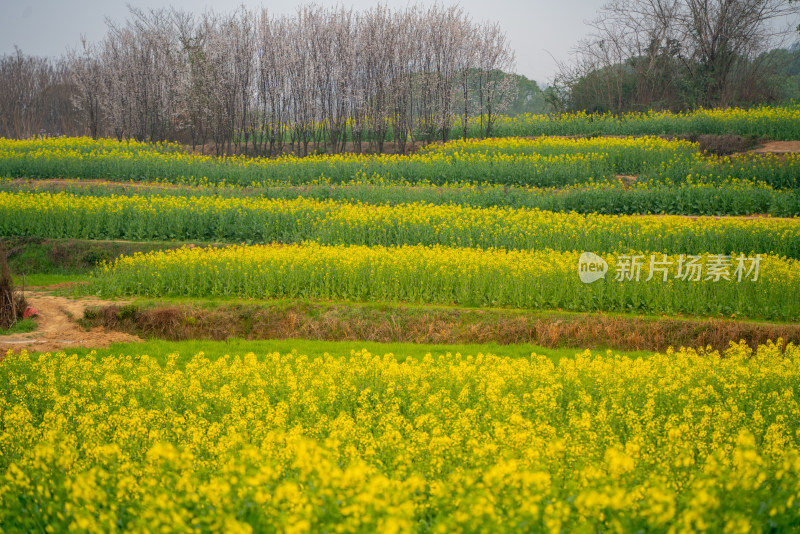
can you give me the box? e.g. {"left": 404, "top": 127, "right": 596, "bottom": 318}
{"left": 2, "top": 114, "right": 800, "bottom": 533}
{"left": 2, "top": 342, "right": 799, "bottom": 532}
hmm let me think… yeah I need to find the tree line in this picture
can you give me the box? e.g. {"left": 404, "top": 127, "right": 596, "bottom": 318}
{"left": 0, "top": 4, "right": 516, "bottom": 156}
{"left": 551, "top": 0, "right": 800, "bottom": 113}
{"left": 5, "top": 1, "right": 797, "bottom": 145}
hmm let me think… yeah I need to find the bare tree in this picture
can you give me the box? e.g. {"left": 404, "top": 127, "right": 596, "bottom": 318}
{"left": 475, "top": 22, "right": 516, "bottom": 138}
{"left": 389, "top": 7, "right": 420, "bottom": 154}
{"left": 256, "top": 11, "right": 291, "bottom": 156}
{"left": 558, "top": 0, "right": 800, "bottom": 111}
{"left": 48, "top": 3, "right": 516, "bottom": 153}
{"left": 0, "top": 49, "right": 81, "bottom": 138}
{"left": 69, "top": 39, "right": 103, "bottom": 138}
{"left": 174, "top": 9, "right": 211, "bottom": 150}
{"left": 680, "top": 0, "right": 799, "bottom": 106}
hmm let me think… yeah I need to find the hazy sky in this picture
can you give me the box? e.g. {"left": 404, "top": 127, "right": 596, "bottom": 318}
{"left": 0, "top": 0, "right": 608, "bottom": 83}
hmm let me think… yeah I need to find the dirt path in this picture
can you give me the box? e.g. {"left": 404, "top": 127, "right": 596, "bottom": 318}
{"left": 8, "top": 177, "right": 188, "bottom": 190}
{"left": 750, "top": 141, "right": 800, "bottom": 154}
{"left": 0, "top": 294, "right": 142, "bottom": 355}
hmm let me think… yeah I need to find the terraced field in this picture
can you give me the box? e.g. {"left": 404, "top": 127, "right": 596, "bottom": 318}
{"left": 2, "top": 108, "right": 800, "bottom": 532}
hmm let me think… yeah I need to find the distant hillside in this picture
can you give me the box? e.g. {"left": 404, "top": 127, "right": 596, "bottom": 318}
{"left": 506, "top": 74, "right": 554, "bottom": 116}
{"left": 762, "top": 43, "right": 800, "bottom": 102}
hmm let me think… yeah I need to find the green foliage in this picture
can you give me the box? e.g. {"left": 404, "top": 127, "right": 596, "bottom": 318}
{"left": 5, "top": 134, "right": 800, "bottom": 191}
{"left": 505, "top": 74, "right": 553, "bottom": 116}
{"left": 6, "top": 176, "right": 799, "bottom": 217}
{"left": 0, "top": 317, "right": 35, "bottom": 335}
{"left": 4, "top": 192, "right": 800, "bottom": 258}
{"left": 88, "top": 244, "right": 800, "bottom": 321}
{"left": 4, "top": 342, "right": 797, "bottom": 531}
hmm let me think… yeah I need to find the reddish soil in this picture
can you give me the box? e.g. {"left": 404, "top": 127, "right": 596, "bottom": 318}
{"left": 749, "top": 141, "right": 800, "bottom": 154}
{"left": 678, "top": 214, "right": 783, "bottom": 220}
{"left": 171, "top": 138, "right": 800, "bottom": 157}
{"left": 187, "top": 139, "right": 427, "bottom": 157}
{"left": 9, "top": 178, "right": 192, "bottom": 190}
{"left": 647, "top": 212, "right": 794, "bottom": 220}
{"left": 0, "top": 294, "right": 141, "bottom": 355}
{"left": 616, "top": 174, "right": 637, "bottom": 186}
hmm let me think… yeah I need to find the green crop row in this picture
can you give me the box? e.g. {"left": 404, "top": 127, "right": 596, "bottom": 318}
{"left": 4, "top": 136, "right": 800, "bottom": 189}
{"left": 475, "top": 104, "right": 800, "bottom": 139}
{"left": 4, "top": 192, "right": 800, "bottom": 258}
{"left": 5, "top": 178, "right": 800, "bottom": 217}
{"left": 88, "top": 244, "right": 800, "bottom": 321}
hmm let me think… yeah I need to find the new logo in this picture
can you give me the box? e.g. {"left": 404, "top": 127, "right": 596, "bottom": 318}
{"left": 578, "top": 252, "right": 608, "bottom": 284}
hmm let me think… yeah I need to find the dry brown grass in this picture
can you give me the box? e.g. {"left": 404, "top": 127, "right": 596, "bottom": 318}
{"left": 671, "top": 133, "right": 761, "bottom": 155}
{"left": 0, "top": 247, "right": 26, "bottom": 330}
{"left": 82, "top": 302, "right": 800, "bottom": 354}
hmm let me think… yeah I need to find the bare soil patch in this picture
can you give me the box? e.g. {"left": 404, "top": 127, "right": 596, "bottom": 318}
{"left": 8, "top": 177, "right": 191, "bottom": 190}
{"left": 0, "top": 294, "right": 141, "bottom": 355}
{"left": 749, "top": 141, "right": 800, "bottom": 154}
{"left": 187, "top": 139, "right": 428, "bottom": 157}
{"left": 647, "top": 213, "right": 794, "bottom": 220}
{"left": 680, "top": 134, "right": 761, "bottom": 155}
{"left": 615, "top": 175, "right": 637, "bottom": 188}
